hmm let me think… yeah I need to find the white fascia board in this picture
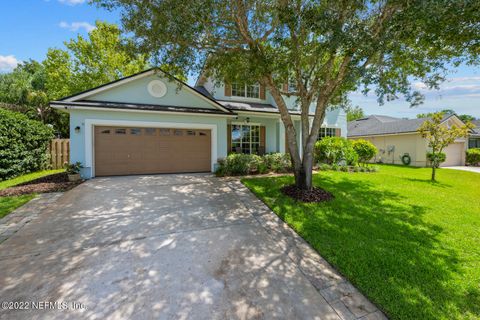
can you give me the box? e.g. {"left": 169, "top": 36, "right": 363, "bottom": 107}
{"left": 50, "top": 104, "right": 236, "bottom": 118}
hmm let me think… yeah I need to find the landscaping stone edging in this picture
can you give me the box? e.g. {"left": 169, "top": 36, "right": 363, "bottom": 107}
{"left": 225, "top": 178, "right": 388, "bottom": 320}
{"left": 0, "top": 193, "right": 63, "bottom": 244}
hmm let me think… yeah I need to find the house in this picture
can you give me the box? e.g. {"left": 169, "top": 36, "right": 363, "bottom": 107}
{"left": 468, "top": 120, "right": 480, "bottom": 149}
{"left": 347, "top": 114, "right": 468, "bottom": 167}
{"left": 50, "top": 68, "right": 346, "bottom": 178}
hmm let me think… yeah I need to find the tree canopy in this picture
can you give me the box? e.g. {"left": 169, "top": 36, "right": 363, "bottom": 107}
{"left": 44, "top": 21, "right": 149, "bottom": 100}
{"left": 416, "top": 109, "right": 477, "bottom": 123}
{"left": 0, "top": 21, "right": 150, "bottom": 137}
{"left": 344, "top": 105, "right": 366, "bottom": 122}
{"left": 93, "top": 0, "right": 480, "bottom": 190}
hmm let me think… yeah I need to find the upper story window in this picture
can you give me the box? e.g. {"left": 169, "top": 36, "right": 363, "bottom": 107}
{"left": 231, "top": 83, "right": 260, "bottom": 99}
{"left": 318, "top": 127, "right": 338, "bottom": 140}
{"left": 288, "top": 78, "right": 296, "bottom": 92}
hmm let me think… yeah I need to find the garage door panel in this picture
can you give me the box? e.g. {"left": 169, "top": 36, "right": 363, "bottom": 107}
{"left": 94, "top": 126, "right": 211, "bottom": 176}
{"left": 440, "top": 142, "right": 465, "bottom": 167}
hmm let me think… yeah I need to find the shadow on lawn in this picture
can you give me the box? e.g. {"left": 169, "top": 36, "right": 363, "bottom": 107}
{"left": 269, "top": 175, "right": 478, "bottom": 319}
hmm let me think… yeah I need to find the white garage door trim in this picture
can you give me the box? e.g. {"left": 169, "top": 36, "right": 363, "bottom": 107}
{"left": 84, "top": 119, "right": 218, "bottom": 177}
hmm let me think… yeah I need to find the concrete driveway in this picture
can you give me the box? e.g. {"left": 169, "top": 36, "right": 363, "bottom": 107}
{"left": 0, "top": 174, "right": 383, "bottom": 320}
{"left": 443, "top": 166, "right": 480, "bottom": 173}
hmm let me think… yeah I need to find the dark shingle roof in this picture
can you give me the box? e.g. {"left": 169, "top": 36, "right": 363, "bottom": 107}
{"left": 193, "top": 86, "right": 215, "bottom": 99}
{"left": 471, "top": 120, "right": 480, "bottom": 136}
{"left": 51, "top": 100, "right": 236, "bottom": 115}
{"left": 347, "top": 115, "right": 451, "bottom": 137}
{"left": 216, "top": 99, "right": 310, "bottom": 115}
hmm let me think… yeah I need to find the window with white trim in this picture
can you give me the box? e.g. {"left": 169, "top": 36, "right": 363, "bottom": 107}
{"left": 231, "top": 83, "right": 260, "bottom": 99}
{"left": 231, "top": 124, "right": 260, "bottom": 154}
{"left": 318, "top": 127, "right": 337, "bottom": 140}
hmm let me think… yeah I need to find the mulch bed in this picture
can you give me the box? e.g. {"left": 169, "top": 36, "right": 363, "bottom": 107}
{"left": 280, "top": 184, "right": 334, "bottom": 203}
{"left": 0, "top": 173, "right": 83, "bottom": 197}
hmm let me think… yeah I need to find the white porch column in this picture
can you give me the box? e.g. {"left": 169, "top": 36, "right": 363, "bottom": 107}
{"left": 278, "top": 119, "right": 286, "bottom": 153}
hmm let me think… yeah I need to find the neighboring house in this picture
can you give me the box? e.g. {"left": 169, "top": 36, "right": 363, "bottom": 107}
{"left": 468, "top": 120, "right": 480, "bottom": 149}
{"left": 348, "top": 114, "right": 468, "bottom": 167}
{"left": 50, "top": 68, "right": 346, "bottom": 178}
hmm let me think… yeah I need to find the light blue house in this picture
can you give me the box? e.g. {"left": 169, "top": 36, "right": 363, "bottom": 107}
{"left": 51, "top": 68, "right": 346, "bottom": 178}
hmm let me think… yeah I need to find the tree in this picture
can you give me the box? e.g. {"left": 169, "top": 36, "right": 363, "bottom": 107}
{"left": 344, "top": 105, "right": 365, "bottom": 122}
{"left": 416, "top": 109, "right": 476, "bottom": 123}
{"left": 93, "top": 0, "right": 480, "bottom": 190}
{"left": 44, "top": 21, "right": 149, "bottom": 100}
{"left": 352, "top": 139, "right": 377, "bottom": 166}
{"left": 0, "top": 60, "right": 67, "bottom": 136}
{"left": 417, "top": 113, "right": 473, "bottom": 181}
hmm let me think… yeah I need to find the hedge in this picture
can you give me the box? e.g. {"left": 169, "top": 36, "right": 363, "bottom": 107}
{"left": 0, "top": 108, "right": 53, "bottom": 180}
{"left": 466, "top": 148, "right": 480, "bottom": 166}
{"left": 216, "top": 153, "right": 291, "bottom": 176}
{"left": 314, "top": 137, "right": 358, "bottom": 166}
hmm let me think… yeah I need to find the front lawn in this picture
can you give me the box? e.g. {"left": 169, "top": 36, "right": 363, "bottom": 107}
{"left": 242, "top": 165, "right": 480, "bottom": 320}
{"left": 0, "top": 169, "right": 64, "bottom": 218}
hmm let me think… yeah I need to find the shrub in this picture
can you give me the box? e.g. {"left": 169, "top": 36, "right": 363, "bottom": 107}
{"left": 318, "top": 163, "right": 332, "bottom": 171}
{"left": 314, "top": 137, "right": 358, "bottom": 166}
{"left": 216, "top": 153, "right": 266, "bottom": 176}
{"left": 466, "top": 148, "right": 480, "bottom": 166}
{"left": 426, "top": 152, "right": 446, "bottom": 168}
{"left": 0, "top": 109, "right": 53, "bottom": 180}
{"left": 64, "top": 161, "right": 83, "bottom": 174}
{"left": 352, "top": 139, "right": 377, "bottom": 165}
{"left": 264, "top": 153, "right": 291, "bottom": 173}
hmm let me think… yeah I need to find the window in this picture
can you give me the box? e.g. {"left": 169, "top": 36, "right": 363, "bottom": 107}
{"left": 130, "top": 128, "right": 142, "bottom": 135}
{"left": 145, "top": 128, "right": 156, "bottom": 135}
{"left": 100, "top": 129, "right": 111, "bottom": 134}
{"left": 469, "top": 138, "right": 480, "bottom": 148}
{"left": 174, "top": 129, "right": 183, "bottom": 136}
{"left": 159, "top": 128, "right": 171, "bottom": 136}
{"left": 187, "top": 130, "right": 196, "bottom": 136}
{"left": 198, "top": 131, "right": 207, "bottom": 136}
{"left": 318, "top": 127, "right": 337, "bottom": 140}
{"left": 231, "top": 83, "right": 260, "bottom": 99}
{"left": 231, "top": 124, "right": 260, "bottom": 154}
{"left": 115, "top": 128, "right": 126, "bottom": 135}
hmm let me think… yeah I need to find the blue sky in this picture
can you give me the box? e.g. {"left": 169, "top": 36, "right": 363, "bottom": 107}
{"left": 1, "top": 0, "right": 479, "bottom": 118}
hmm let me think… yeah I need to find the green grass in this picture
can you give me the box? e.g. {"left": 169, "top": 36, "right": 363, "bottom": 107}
{"left": 0, "top": 169, "right": 64, "bottom": 190}
{"left": 242, "top": 165, "right": 480, "bottom": 320}
{"left": 0, "top": 169, "right": 64, "bottom": 219}
{"left": 0, "top": 194, "right": 36, "bottom": 219}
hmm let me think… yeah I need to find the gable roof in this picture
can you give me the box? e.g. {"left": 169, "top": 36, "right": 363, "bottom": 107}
{"left": 52, "top": 68, "right": 234, "bottom": 114}
{"left": 471, "top": 120, "right": 480, "bottom": 136}
{"left": 347, "top": 114, "right": 459, "bottom": 137}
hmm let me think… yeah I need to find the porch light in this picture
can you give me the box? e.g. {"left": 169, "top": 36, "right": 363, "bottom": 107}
{"left": 75, "top": 126, "right": 81, "bottom": 133}
{"left": 245, "top": 117, "right": 250, "bottom": 123}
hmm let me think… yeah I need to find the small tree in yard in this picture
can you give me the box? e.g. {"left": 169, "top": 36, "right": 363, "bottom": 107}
{"left": 93, "top": 0, "right": 480, "bottom": 191}
{"left": 418, "top": 113, "right": 473, "bottom": 181}
{"left": 352, "top": 140, "right": 377, "bottom": 166}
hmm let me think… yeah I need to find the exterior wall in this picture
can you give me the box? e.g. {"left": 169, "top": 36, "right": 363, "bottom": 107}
{"left": 350, "top": 133, "right": 429, "bottom": 166}
{"left": 87, "top": 74, "right": 216, "bottom": 109}
{"left": 69, "top": 109, "right": 228, "bottom": 178}
{"left": 229, "top": 115, "right": 279, "bottom": 153}
{"left": 203, "top": 77, "right": 348, "bottom": 138}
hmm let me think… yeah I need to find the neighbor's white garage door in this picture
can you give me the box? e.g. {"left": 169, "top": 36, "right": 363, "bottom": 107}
{"left": 441, "top": 142, "right": 465, "bottom": 167}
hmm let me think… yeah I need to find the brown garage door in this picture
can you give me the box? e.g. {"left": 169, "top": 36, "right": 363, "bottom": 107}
{"left": 94, "top": 126, "right": 211, "bottom": 176}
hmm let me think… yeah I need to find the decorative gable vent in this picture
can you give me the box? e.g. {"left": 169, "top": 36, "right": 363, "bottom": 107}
{"left": 147, "top": 80, "right": 167, "bottom": 98}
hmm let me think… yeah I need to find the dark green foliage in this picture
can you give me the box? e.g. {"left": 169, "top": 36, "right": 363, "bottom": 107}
{"left": 216, "top": 153, "right": 291, "bottom": 176}
{"left": 352, "top": 139, "right": 378, "bottom": 165}
{"left": 0, "top": 109, "right": 53, "bottom": 180}
{"left": 64, "top": 162, "right": 83, "bottom": 174}
{"left": 314, "top": 137, "right": 358, "bottom": 166}
{"left": 466, "top": 148, "right": 480, "bottom": 166}
{"left": 263, "top": 153, "right": 291, "bottom": 173}
{"left": 427, "top": 152, "right": 446, "bottom": 168}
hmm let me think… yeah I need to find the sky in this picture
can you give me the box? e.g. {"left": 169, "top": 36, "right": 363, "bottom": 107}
{"left": 1, "top": 0, "right": 479, "bottom": 119}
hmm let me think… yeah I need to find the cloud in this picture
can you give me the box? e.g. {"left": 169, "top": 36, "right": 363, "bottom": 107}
{"left": 58, "top": 0, "right": 85, "bottom": 5}
{"left": 59, "top": 21, "right": 95, "bottom": 32}
{"left": 0, "top": 55, "right": 19, "bottom": 72}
